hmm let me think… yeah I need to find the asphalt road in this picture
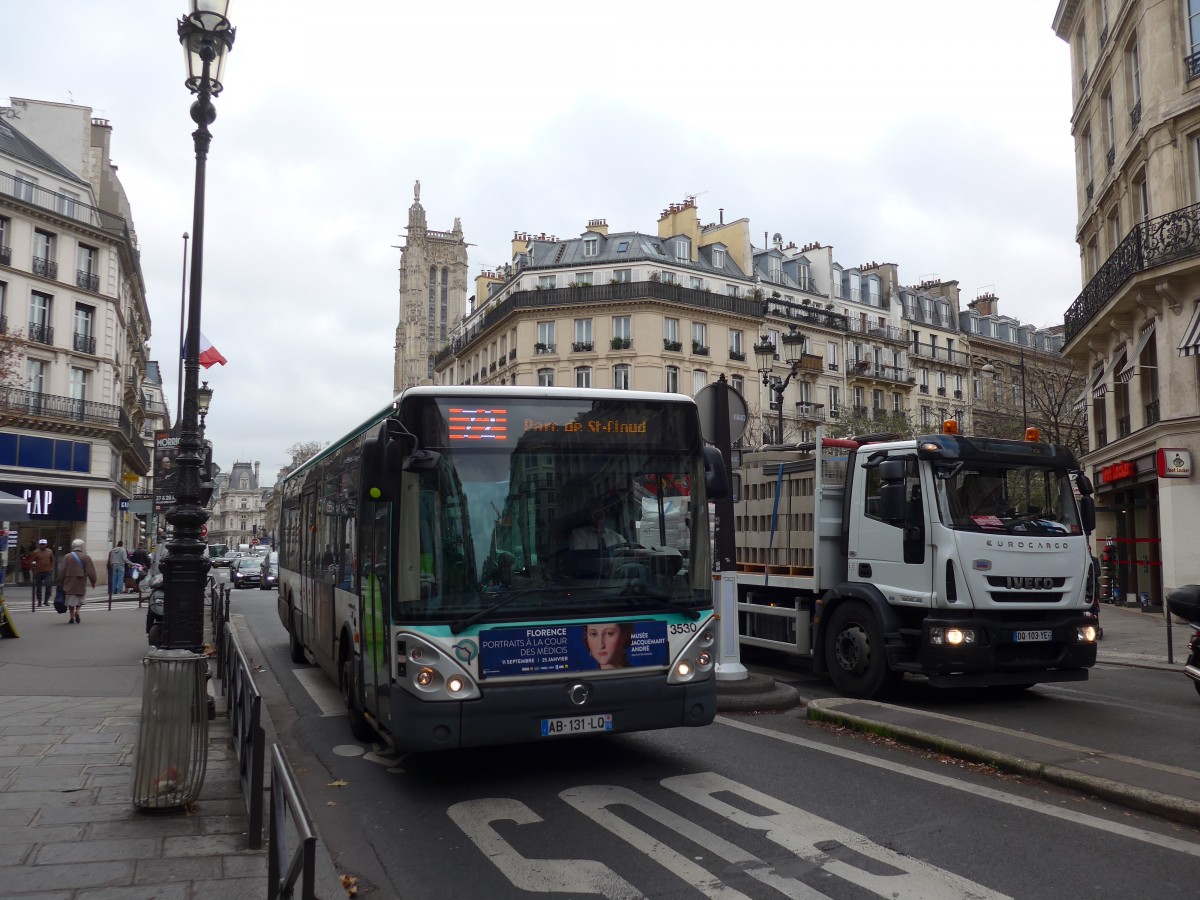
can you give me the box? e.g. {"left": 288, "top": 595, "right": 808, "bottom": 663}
{"left": 225, "top": 587, "right": 1200, "bottom": 900}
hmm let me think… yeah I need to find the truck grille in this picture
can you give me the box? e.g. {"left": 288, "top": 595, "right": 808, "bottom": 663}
{"left": 988, "top": 591, "right": 1065, "bottom": 603}
{"left": 985, "top": 576, "right": 1067, "bottom": 603}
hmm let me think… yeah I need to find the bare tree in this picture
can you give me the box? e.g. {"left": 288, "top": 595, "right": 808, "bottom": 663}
{"left": 276, "top": 440, "right": 326, "bottom": 481}
{"left": 0, "top": 331, "right": 24, "bottom": 390}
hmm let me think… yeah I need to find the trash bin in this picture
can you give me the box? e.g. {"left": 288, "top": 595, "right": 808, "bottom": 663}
{"left": 131, "top": 648, "right": 209, "bottom": 809}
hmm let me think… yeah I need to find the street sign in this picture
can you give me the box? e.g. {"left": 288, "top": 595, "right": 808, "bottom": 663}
{"left": 694, "top": 383, "right": 749, "bottom": 444}
{"left": 251, "top": 538, "right": 259, "bottom": 545}
{"left": 200, "top": 524, "right": 208, "bottom": 538}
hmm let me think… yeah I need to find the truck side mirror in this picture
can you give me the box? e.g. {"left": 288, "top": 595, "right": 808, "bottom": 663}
{"left": 1079, "top": 495, "right": 1096, "bottom": 534}
{"left": 879, "top": 482, "right": 908, "bottom": 523}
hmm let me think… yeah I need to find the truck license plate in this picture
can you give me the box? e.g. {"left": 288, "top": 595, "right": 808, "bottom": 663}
{"left": 1013, "top": 630, "right": 1053, "bottom": 642}
{"left": 541, "top": 714, "right": 613, "bottom": 737}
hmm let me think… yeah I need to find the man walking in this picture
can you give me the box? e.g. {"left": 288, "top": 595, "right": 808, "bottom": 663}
{"left": 31, "top": 539, "right": 55, "bottom": 606}
{"left": 108, "top": 541, "right": 128, "bottom": 595}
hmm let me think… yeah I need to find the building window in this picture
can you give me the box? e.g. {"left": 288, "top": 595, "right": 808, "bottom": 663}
{"left": 574, "top": 318, "right": 593, "bottom": 343}
{"left": 613, "top": 315, "right": 631, "bottom": 342}
{"left": 1103, "top": 89, "right": 1115, "bottom": 153}
{"left": 1128, "top": 38, "right": 1141, "bottom": 107}
{"left": 693, "top": 370, "right": 707, "bottom": 394}
{"left": 74, "top": 304, "right": 95, "bottom": 354}
{"left": 664, "top": 318, "right": 679, "bottom": 343}
{"left": 1108, "top": 207, "right": 1121, "bottom": 251}
{"left": 613, "top": 364, "right": 631, "bottom": 390}
{"left": 768, "top": 256, "right": 781, "bottom": 281}
{"left": 689, "top": 276, "right": 702, "bottom": 289}
{"left": 616, "top": 241, "right": 630, "bottom": 253}
{"left": 692, "top": 322, "right": 707, "bottom": 348}
{"left": 583, "top": 237, "right": 598, "bottom": 257}
{"left": 537, "top": 321, "right": 555, "bottom": 348}
{"left": 70, "top": 366, "right": 88, "bottom": 407}
{"left": 725, "top": 284, "right": 738, "bottom": 296}
{"left": 33, "top": 229, "right": 55, "bottom": 278}
{"left": 797, "top": 263, "right": 811, "bottom": 290}
{"left": 731, "top": 374, "right": 744, "bottom": 396}
{"left": 730, "top": 329, "right": 744, "bottom": 356}
{"left": 1135, "top": 172, "right": 1149, "bottom": 220}
{"left": 675, "top": 239, "right": 689, "bottom": 261}
{"left": 56, "top": 190, "right": 78, "bottom": 218}
{"left": 612, "top": 268, "right": 631, "bottom": 283}
{"left": 537, "top": 368, "right": 554, "bottom": 387}
{"left": 26, "top": 358, "right": 46, "bottom": 394}
{"left": 831, "top": 273, "right": 843, "bottom": 299}
{"left": 575, "top": 366, "right": 592, "bottom": 388}
{"left": 660, "top": 270, "right": 675, "bottom": 284}
{"left": 665, "top": 366, "right": 679, "bottom": 393}
{"left": 827, "top": 341, "right": 839, "bottom": 370}
{"left": 538, "top": 274, "right": 557, "bottom": 290}
{"left": 712, "top": 248, "right": 725, "bottom": 268}
{"left": 14, "top": 172, "right": 36, "bottom": 202}
{"left": 574, "top": 272, "right": 593, "bottom": 286}
{"left": 828, "top": 385, "right": 841, "bottom": 414}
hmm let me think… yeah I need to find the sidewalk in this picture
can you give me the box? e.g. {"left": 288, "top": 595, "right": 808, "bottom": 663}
{"left": 809, "top": 603, "right": 1200, "bottom": 828}
{"left": 0, "top": 582, "right": 268, "bottom": 899}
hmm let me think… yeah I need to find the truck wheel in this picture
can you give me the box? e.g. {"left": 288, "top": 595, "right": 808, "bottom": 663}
{"left": 824, "top": 601, "right": 900, "bottom": 699}
{"left": 342, "top": 658, "right": 376, "bottom": 742}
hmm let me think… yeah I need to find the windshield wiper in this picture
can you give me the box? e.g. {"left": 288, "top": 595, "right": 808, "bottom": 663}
{"left": 613, "top": 585, "right": 701, "bottom": 620}
{"left": 450, "top": 588, "right": 560, "bottom": 635}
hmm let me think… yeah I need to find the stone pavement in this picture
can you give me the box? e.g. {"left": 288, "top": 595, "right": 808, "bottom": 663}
{"left": 0, "top": 582, "right": 269, "bottom": 899}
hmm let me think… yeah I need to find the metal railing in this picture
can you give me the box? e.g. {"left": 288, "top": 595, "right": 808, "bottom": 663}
{"left": 73, "top": 332, "right": 96, "bottom": 354}
{"left": 0, "top": 385, "right": 151, "bottom": 471}
{"left": 76, "top": 269, "right": 99, "bottom": 291}
{"left": 28, "top": 322, "right": 53, "bottom": 345}
{"left": 1065, "top": 201, "right": 1200, "bottom": 341}
{"left": 0, "top": 170, "right": 131, "bottom": 234}
{"left": 1146, "top": 399, "right": 1160, "bottom": 426}
{"left": 219, "top": 606, "right": 265, "bottom": 850}
{"left": 268, "top": 744, "right": 317, "bottom": 900}
{"left": 32, "top": 256, "right": 58, "bottom": 279}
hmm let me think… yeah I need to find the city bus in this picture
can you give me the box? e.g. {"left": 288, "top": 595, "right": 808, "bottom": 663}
{"left": 276, "top": 386, "right": 727, "bottom": 751}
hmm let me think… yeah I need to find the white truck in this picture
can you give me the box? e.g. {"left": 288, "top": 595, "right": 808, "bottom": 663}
{"left": 734, "top": 424, "right": 1099, "bottom": 698}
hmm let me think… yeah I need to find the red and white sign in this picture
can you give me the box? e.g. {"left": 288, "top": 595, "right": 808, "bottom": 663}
{"left": 200, "top": 524, "right": 208, "bottom": 538}
{"left": 251, "top": 538, "right": 259, "bottom": 545}
{"left": 1156, "top": 448, "right": 1192, "bottom": 478}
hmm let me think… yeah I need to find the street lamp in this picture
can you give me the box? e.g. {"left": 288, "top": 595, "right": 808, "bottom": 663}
{"left": 162, "top": 1, "right": 235, "bottom": 649}
{"left": 754, "top": 325, "right": 806, "bottom": 444}
{"left": 197, "top": 380, "right": 214, "bottom": 482}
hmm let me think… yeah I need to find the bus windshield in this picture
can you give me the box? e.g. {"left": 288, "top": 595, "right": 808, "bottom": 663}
{"left": 932, "top": 462, "right": 1083, "bottom": 536}
{"left": 390, "top": 395, "right": 711, "bottom": 624}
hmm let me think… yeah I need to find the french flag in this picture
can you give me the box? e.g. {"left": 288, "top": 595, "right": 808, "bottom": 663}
{"left": 197, "top": 332, "right": 227, "bottom": 369}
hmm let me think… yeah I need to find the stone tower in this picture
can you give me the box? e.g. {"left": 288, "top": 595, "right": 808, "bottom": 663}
{"left": 394, "top": 181, "right": 469, "bottom": 394}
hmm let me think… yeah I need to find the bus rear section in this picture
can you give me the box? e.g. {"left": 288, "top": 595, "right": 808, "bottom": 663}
{"left": 278, "top": 386, "right": 725, "bottom": 751}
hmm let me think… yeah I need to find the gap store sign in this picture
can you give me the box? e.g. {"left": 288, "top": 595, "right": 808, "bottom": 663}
{"left": 0, "top": 482, "right": 90, "bottom": 521}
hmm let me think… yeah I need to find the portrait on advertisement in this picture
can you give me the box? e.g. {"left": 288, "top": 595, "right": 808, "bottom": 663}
{"left": 584, "top": 621, "right": 633, "bottom": 669}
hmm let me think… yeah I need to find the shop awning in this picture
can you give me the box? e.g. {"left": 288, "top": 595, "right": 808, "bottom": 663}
{"left": 1092, "top": 352, "right": 1124, "bottom": 399}
{"left": 1117, "top": 323, "right": 1156, "bottom": 383}
{"left": 1179, "top": 302, "right": 1200, "bottom": 358}
{"left": 0, "top": 490, "right": 30, "bottom": 522}
{"left": 1074, "top": 363, "right": 1107, "bottom": 412}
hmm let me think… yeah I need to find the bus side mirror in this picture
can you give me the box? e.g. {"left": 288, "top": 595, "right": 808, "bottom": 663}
{"left": 1079, "top": 495, "right": 1096, "bottom": 534}
{"left": 703, "top": 445, "right": 730, "bottom": 500}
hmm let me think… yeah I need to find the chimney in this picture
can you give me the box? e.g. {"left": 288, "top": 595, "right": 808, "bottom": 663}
{"left": 969, "top": 292, "right": 999, "bottom": 317}
{"left": 587, "top": 218, "right": 609, "bottom": 236}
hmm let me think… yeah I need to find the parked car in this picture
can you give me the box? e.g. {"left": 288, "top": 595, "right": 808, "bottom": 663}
{"left": 212, "top": 551, "right": 240, "bottom": 569}
{"left": 231, "top": 556, "right": 261, "bottom": 589}
{"left": 259, "top": 551, "right": 278, "bottom": 591}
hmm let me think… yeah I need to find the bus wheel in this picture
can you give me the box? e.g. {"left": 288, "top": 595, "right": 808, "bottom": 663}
{"left": 342, "top": 658, "right": 375, "bottom": 742}
{"left": 288, "top": 613, "right": 306, "bottom": 665}
{"left": 824, "top": 601, "right": 900, "bottom": 700}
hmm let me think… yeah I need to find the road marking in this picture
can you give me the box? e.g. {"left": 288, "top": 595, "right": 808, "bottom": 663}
{"left": 563, "top": 776, "right": 1004, "bottom": 900}
{"left": 292, "top": 668, "right": 344, "bottom": 716}
{"left": 447, "top": 798, "right": 642, "bottom": 899}
{"left": 717, "top": 716, "right": 1200, "bottom": 859}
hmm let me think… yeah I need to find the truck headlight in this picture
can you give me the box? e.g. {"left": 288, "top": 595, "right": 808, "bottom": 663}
{"left": 1077, "top": 625, "right": 1097, "bottom": 643}
{"left": 929, "top": 627, "right": 977, "bottom": 646}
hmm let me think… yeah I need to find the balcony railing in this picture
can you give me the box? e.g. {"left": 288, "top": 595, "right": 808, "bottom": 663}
{"left": 32, "top": 256, "right": 58, "bottom": 279}
{"left": 73, "top": 332, "right": 96, "bottom": 354}
{"left": 794, "top": 401, "right": 826, "bottom": 421}
{"left": 1145, "top": 399, "right": 1160, "bottom": 426}
{"left": 1106, "top": 145, "right": 1115, "bottom": 171}
{"left": 910, "top": 342, "right": 970, "bottom": 366}
{"left": 571, "top": 341, "right": 594, "bottom": 353}
{"left": 1118, "top": 415, "right": 1131, "bottom": 438}
{"left": 534, "top": 343, "right": 556, "bottom": 354}
{"left": 729, "top": 349, "right": 745, "bottom": 361}
{"left": 28, "top": 322, "right": 54, "bottom": 345}
{"left": 1065, "top": 201, "right": 1200, "bottom": 341}
{"left": 1130, "top": 99, "right": 1142, "bottom": 131}
{"left": 76, "top": 270, "right": 99, "bottom": 291}
{"left": 0, "top": 386, "right": 150, "bottom": 471}
{"left": 1188, "top": 51, "right": 1200, "bottom": 82}
{"left": 847, "top": 319, "right": 910, "bottom": 343}
{"left": 848, "top": 359, "right": 908, "bottom": 383}
{"left": 691, "top": 343, "right": 710, "bottom": 356}
{"left": 0, "top": 171, "right": 131, "bottom": 235}
{"left": 0, "top": 245, "right": 10, "bottom": 266}
{"left": 1096, "top": 426, "right": 1108, "bottom": 449}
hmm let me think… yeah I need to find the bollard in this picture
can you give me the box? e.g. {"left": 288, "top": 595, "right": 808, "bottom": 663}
{"left": 131, "top": 648, "right": 209, "bottom": 809}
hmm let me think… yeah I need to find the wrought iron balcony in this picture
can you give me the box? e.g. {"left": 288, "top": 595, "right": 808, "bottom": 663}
{"left": 1118, "top": 415, "right": 1131, "bottom": 438}
{"left": 73, "top": 332, "right": 96, "bottom": 354}
{"left": 611, "top": 337, "right": 632, "bottom": 350}
{"left": 691, "top": 342, "right": 710, "bottom": 356}
{"left": 847, "top": 319, "right": 910, "bottom": 343}
{"left": 1, "top": 171, "right": 131, "bottom": 235}
{"left": 28, "top": 322, "right": 54, "bottom": 345}
{"left": 794, "top": 401, "right": 826, "bottom": 421}
{"left": 1146, "top": 399, "right": 1160, "bottom": 425}
{"left": 534, "top": 343, "right": 556, "bottom": 354}
{"left": 1189, "top": 51, "right": 1200, "bottom": 82}
{"left": 1130, "top": 99, "right": 1142, "bottom": 131}
{"left": 572, "top": 341, "right": 594, "bottom": 353}
{"left": 1086, "top": 181, "right": 1094, "bottom": 202}
{"left": 728, "top": 349, "right": 745, "bottom": 361}
{"left": 1065, "top": 201, "right": 1200, "bottom": 341}
{"left": 0, "top": 245, "right": 10, "bottom": 266}
{"left": 32, "top": 256, "right": 58, "bottom": 279}
{"left": 1106, "top": 145, "right": 1115, "bottom": 170}
{"left": 1096, "top": 426, "right": 1108, "bottom": 448}
{"left": 76, "top": 270, "right": 99, "bottom": 291}
{"left": 0, "top": 386, "right": 150, "bottom": 472}
{"left": 663, "top": 339, "right": 683, "bottom": 352}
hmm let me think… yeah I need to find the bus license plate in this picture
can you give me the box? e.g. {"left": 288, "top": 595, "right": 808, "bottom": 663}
{"left": 1013, "top": 630, "right": 1053, "bottom": 642}
{"left": 541, "top": 713, "right": 613, "bottom": 737}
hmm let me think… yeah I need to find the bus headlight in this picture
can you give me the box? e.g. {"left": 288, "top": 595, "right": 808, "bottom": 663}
{"left": 667, "top": 622, "right": 717, "bottom": 684}
{"left": 396, "top": 632, "right": 481, "bottom": 700}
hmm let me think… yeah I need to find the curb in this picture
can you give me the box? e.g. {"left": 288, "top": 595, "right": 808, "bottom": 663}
{"left": 716, "top": 673, "right": 803, "bottom": 712}
{"left": 807, "top": 697, "right": 1200, "bottom": 828}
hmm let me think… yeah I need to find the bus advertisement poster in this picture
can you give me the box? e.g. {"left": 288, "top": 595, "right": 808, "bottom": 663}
{"left": 479, "top": 620, "right": 668, "bottom": 678}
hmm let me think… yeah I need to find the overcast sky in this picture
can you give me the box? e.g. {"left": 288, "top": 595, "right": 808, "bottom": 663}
{"left": 4, "top": 1, "right": 1079, "bottom": 485}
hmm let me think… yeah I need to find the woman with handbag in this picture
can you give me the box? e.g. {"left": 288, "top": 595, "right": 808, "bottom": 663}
{"left": 57, "top": 539, "right": 97, "bottom": 624}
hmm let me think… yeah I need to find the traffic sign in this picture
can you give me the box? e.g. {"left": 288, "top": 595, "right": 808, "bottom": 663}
{"left": 200, "top": 524, "right": 208, "bottom": 538}
{"left": 251, "top": 538, "right": 259, "bottom": 545}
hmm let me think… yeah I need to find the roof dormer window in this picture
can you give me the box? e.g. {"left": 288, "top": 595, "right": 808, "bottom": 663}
{"left": 712, "top": 248, "right": 725, "bottom": 268}
{"left": 675, "top": 238, "right": 689, "bottom": 261}
{"left": 616, "top": 240, "right": 630, "bottom": 253}
{"left": 583, "top": 237, "right": 598, "bottom": 257}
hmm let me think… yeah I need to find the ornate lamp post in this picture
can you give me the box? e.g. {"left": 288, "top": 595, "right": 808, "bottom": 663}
{"left": 162, "top": 1, "right": 234, "bottom": 649}
{"left": 753, "top": 325, "right": 806, "bottom": 444}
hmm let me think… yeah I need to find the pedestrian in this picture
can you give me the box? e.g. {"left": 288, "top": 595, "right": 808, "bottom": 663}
{"left": 129, "top": 543, "right": 152, "bottom": 597}
{"left": 58, "top": 539, "right": 97, "bottom": 624}
{"left": 108, "top": 541, "right": 128, "bottom": 595}
{"left": 31, "top": 539, "right": 55, "bottom": 606}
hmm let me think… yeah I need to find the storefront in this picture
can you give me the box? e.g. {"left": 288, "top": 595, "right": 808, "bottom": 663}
{"left": 0, "top": 480, "right": 91, "bottom": 584}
